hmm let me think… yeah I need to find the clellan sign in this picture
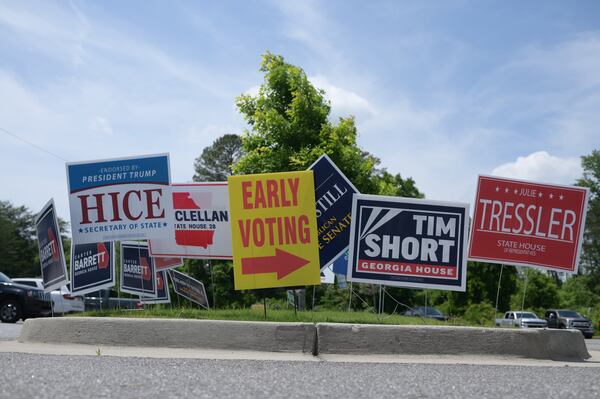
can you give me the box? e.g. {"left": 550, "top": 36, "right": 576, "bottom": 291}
{"left": 468, "top": 175, "right": 589, "bottom": 273}
{"left": 348, "top": 194, "right": 469, "bottom": 291}
{"left": 308, "top": 154, "right": 358, "bottom": 269}
{"left": 66, "top": 154, "right": 171, "bottom": 244}
{"left": 228, "top": 171, "right": 321, "bottom": 290}
{"left": 35, "top": 199, "right": 69, "bottom": 292}
{"left": 149, "top": 183, "right": 232, "bottom": 259}
{"left": 70, "top": 241, "right": 115, "bottom": 296}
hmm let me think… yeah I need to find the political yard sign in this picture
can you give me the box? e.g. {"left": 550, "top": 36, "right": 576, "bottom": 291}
{"left": 228, "top": 171, "right": 321, "bottom": 290}
{"left": 308, "top": 154, "right": 359, "bottom": 269}
{"left": 468, "top": 175, "right": 589, "bottom": 273}
{"left": 149, "top": 183, "right": 232, "bottom": 259}
{"left": 35, "top": 199, "right": 68, "bottom": 292}
{"left": 66, "top": 154, "right": 171, "bottom": 244}
{"left": 70, "top": 242, "right": 115, "bottom": 296}
{"left": 348, "top": 194, "right": 469, "bottom": 291}
{"left": 141, "top": 270, "right": 170, "bottom": 304}
{"left": 153, "top": 256, "right": 183, "bottom": 271}
{"left": 120, "top": 242, "right": 157, "bottom": 297}
{"left": 169, "top": 269, "right": 209, "bottom": 309}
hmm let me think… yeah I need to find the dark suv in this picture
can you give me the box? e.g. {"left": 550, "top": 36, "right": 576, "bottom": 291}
{"left": 0, "top": 272, "right": 52, "bottom": 323}
{"left": 545, "top": 309, "right": 595, "bottom": 339}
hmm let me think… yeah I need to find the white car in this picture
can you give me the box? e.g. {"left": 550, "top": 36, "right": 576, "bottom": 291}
{"left": 12, "top": 278, "right": 85, "bottom": 314}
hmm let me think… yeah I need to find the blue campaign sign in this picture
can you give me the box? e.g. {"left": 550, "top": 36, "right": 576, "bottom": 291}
{"left": 35, "top": 199, "right": 68, "bottom": 293}
{"left": 308, "top": 154, "right": 359, "bottom": 269}
{"left": 142, "top": 270, "right": 170, "bottom": 304}
{"left": 70, "top": 242, "right": 115, "bottom": 296}
{"left": 66, "top": 154, "right": 172, "bottom": 244}
{"left": 331, "top": 250, "right": 349, "bottom": 275}
{"left": 169, "top": 269, "right": 209, "bottom": 309}
{"left": 347, "top": 194, "right": 469, "bottom": 291}
{"left": 120, "top": 242, "right": 157, "bottom": 297}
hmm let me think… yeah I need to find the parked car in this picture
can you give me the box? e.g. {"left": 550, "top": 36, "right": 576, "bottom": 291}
{"left": 495, "top": 311, "right": 547, "bottom": 328}
{"left": 403, "top": 306, "right": 449, "bottom": 321}
{"left": 83, "top": 289, "right": 141, "bottom": 310}
{"left": 0, "top": 272, "right": 52, "bottom": 323}
{"left": 544, "top": 309, "right": 595, "bottom": 339}
{"left": 12, "top": 278, "right": 85, "bottom": 314}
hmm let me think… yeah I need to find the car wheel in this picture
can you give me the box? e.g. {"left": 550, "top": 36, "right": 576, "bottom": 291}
{"left": 0, "top": 299, "right": 21, "bottom": 323}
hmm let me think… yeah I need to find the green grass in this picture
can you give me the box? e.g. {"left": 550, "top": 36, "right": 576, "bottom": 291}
{"left": 71, "top": 306, "right": 479, "bottom": 326}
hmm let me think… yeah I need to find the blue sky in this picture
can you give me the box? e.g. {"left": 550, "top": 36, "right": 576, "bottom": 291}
{"left": 1, "top": 1, "right": 599, "bottom": 221}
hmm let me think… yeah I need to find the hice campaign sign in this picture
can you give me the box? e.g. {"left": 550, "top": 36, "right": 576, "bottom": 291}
{"left": 66, "top": 154, "right": 172, "bottom": 244}
{"left": 141, "top": 270, "right": 170, "bottom": 304}
{"left": 169, "top": 269, "right": 209, "bottom": 309}
{"left": 228, "top": 171, "right": 321, "bottom": 290}
{"left": 308, "top": 154, "right": 359, "bottom": 269}
{"left": 35, "top": 199, "right": 68, "bottom": 292}
{"left": 70, "top": 242, "right": 115, "bottom": 296}
{"left": 153, "top": 256, "right": 183, "bottom": 271}
{"left": 149, "top": 183, "right": 232, "bottom": 259}
{"left": 468, "top": 175, "right": 589, "bottom": 273}
{"left": 348, "top": 194, "right": 469, "bottom": 291}
{"left": 120, "top": 242, "right": 157, "bottom": 297}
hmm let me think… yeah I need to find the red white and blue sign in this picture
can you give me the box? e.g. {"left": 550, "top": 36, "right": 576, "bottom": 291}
{"left": 141, "top": 270, "right": 170, "bottom": 304}
{"left": 66, "top": 154, "right": 172, "bottom": 244}
{"left": 468, "top": 175, "right": 589, "bottom": 273}
{"left": 35, "top": 199, "right": 69, "bottom": 293}
{"left": 169, "top": 269, "right": 209, "bottom": 309}
{"left": 347, "top": 194, "right": 469, "bottom": 291}
{"left": 308, "top": 154, "right": 359, "bottom": 269}
{"left": 120, "top": 242, "right": 157, "bottom": 297}
{"left": 70, "top": 241, "right": 115, "bottom": 296}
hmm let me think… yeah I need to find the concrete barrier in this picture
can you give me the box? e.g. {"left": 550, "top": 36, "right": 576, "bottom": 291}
{"left": 316, "top": 323, "right": 590, "bottom": 361}
{"left": 19, "top": 318, "right": 591, "bottom": 361}
{"left": 19, "top": 318, "right": 316, "bottom": 353}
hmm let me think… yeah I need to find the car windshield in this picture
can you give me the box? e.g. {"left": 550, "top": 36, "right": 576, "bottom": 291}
{"left": 557, "top": 310, "right": 582, "bottom": 318}
{"left": 0, "top": 272, "right": 12, "bottom": 283}
{"left": 516, "top": 312, "right": 538, "bottom": 319}
{"left": 418, "top": 307, "right": 442, "bottom": 316}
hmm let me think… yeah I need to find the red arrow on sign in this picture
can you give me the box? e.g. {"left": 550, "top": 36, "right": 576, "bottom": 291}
{"left": 241, "top": 249, "right": 310, "bottom": 280}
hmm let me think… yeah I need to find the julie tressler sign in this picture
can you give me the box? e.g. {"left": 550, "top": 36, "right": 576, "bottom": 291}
{"left": 70, "top": 242, "right": 115, "bottom": 296}
{"left": 308, "top": 154, "right": 359, "bottom": 269}
{"left": 120, "top": 242, "right": 157, "bottom": 297}
{"left": 468, "top": 175, "right": 589, "bottom": 273}
{"left": 149, "top": 183, "right": 232, "bottom": 259}
{"left": 348, "top": 194, "right": 469, "bottom": 291}
{"left": 169, "top": 269, "right": 209, "bottom": 309}
{"left": 228, "top": 171, "right": 321, "bottom": 290}
{"left": 66, "top": 154, "right": 172, "bottom": 244}
{"left": 35, "top": 199, "right": 69, "bottom": 292}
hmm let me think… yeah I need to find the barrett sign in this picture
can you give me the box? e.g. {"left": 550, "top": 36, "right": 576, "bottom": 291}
{"left": 66, "top": 154, "right": 171, "bottom": 244}
{"left": 348, "top": 194, "right": 469, "bottom": 291}
{"left": 35, "top": 199, "right": 69, "bottom": 292}
{"left": 468, "top": 175, "right": 589, "bottom": 273}
{"left": 120, "top": 242, "right": 157, "bottom": 297}
{"left": 70, "top": 242, "right": 115, "bottom": 296}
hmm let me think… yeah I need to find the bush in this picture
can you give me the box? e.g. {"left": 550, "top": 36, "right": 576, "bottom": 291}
{"left": 463, "top": 302, "right": 496, "bottom": 326}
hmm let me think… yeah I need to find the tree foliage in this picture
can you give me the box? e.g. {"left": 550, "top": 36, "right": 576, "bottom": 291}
{"left": 577, "top": 149, "right": 600, "bottom": 289}
{"left": 0, "top": 201, "right": 38, "bottom": 277}
{"left": 193, "top": 134, "right": 242, "bottom": 182}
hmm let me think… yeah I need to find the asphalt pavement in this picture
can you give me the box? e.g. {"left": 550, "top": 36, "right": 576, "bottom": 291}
{"left": 0, "top": 321, "right": 22, "bottom": 340}
{"left": 1, "top": 352, "right": 600, "bottom": 399}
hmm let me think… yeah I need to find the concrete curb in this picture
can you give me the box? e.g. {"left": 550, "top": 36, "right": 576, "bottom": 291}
{"left": 19, "top": 318, "right": 316, "bottom": 354}
{"left": 19, "top": 318, "right": 591, "bottom": 361}
{"left": 316, "top": 323, "right": 591, "bottom": 361}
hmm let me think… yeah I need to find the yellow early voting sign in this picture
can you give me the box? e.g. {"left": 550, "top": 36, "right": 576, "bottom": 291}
{"left": 228, "top": 171, "right": 321, "bottom": 290}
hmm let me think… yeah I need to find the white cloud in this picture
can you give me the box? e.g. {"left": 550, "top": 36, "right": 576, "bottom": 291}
{"left": 90, "top": 116, "right": 113, "bottom": 136}
{"left": 492, "top": 151, "right": 582, "bottom": 185}
{"left": 309, "top": 75, "right": 375, "bottom": 120}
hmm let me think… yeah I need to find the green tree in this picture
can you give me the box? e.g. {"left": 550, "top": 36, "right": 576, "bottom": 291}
{"left": 193, "top": 134, "right": 242, "bottom": 182}
{"left": 0, "top": 201, "right": 38, "bottom": 277}
{"left": 559, "top": 275, "right": 600, "bottom": 309}
{"left": 510, "top": 269, "right": 559, "bottom": 313}
{"left": 577, "top": 149, "right": 600, "bottom": 290}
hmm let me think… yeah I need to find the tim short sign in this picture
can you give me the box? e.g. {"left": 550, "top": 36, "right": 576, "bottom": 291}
{"left": 66, "top": 154, "right": 171, "bottom": 244}
{"left": 309, "top": 154, "right": 358, "bottom": 269}
{"left": 169, "top": 269, "right": 209, "bottom": 309}
{"left": 149, "top": 183, "right": 232, "bottom": 259}
{"left": 468, "top": 175, "right": 589, "bottom": 273}
{"left": 141, "top": 270, "right": 170, "bottom": 304}
{"left": 35, "top": 199, "right": 68, "bottom": 292}
{"left": 120, "top": 242, "right": 157, "bottom": 297}
{"left": 70, "top": 242, "right": 114, "bottom": 296}
{"left": 348, "top": 194, "right": 469, "bottom": 291}
{"left": 228, "top": 171, "right": 321, "bottom": 290}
